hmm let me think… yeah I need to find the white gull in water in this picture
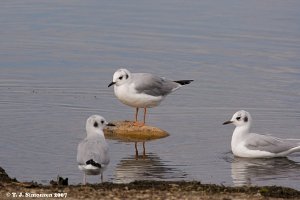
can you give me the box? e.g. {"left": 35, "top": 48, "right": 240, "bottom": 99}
{"left": 223, "top": 110, "right": 300, "bottom": 158}
{"left": 108, "top": 68, "right": 193, "bottom": 126}
{"left": 77, "top": 115, "right": 114, "bottom": 184}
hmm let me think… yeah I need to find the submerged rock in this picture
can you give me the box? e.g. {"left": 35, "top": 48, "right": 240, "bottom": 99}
{"left": 104, "top": 121, "right": 169, "bottom": 142}
{"left": 50, "top": 175, "right": 68, "bottom": 186}
{"left": 0, "top": 167, "right": 17, "bottom": 183}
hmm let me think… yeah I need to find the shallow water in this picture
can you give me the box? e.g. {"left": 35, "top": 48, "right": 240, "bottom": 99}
{"left": 1, "top": 0, "right": 300, "bottom": 190}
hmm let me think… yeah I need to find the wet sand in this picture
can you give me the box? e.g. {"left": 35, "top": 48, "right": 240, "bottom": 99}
{"left": 1, "top": 167, "right": 300, "bottom": 200}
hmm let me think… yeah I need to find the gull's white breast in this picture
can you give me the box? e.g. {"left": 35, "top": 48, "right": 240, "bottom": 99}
{"left": 114, "top": 84, "right": 164, "bottom": 108}
{"left": 78, "top": 164, "right": 107, "bottom": 175}
{"left": 232, "top": 140, "right": 276, "bottom": 158}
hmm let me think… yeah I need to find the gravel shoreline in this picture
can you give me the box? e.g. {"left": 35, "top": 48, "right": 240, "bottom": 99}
{"left": 2, "top": 181, "right": 300, "bottom": 200}
{"left": 1, "top": 167, "right": 300, "bottom": 200}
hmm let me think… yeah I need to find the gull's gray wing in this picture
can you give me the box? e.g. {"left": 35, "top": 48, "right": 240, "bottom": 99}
{"left": 245, "top": 133, "right": 300, "bottom": 154}
{"left": 132, "top": 73, "right": 180, "bottom": 97}
{"left": 77, "top": 137, "right": 109, "bottom": 166}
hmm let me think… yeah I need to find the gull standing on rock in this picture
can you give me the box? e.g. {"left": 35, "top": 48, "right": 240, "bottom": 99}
{"left": 108, "top": 68, "right": 193, "bottom": 126}
{"left": 223, "top": 110, "right": 300, "bottom": 158}
{"left": 77, "top": 115, "right": 114, "bottom": 184}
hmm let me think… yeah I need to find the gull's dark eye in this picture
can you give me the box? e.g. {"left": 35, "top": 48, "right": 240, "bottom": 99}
{"left": 101, "top": 120, "right": 104, "bottom": 124}
{"left": 125, "top": 74, "right": 129, "bottom": 79}
{"left": 119, "top": 76, "right": 123, "bottom": 80}
{"left": 244, "top": 116, "right": 248, "bottom": 122}
{"left": 236, "top": 116, "right": 241, "bottom": 121}
{"left": 94, "top": 122, "right": 98, "bottom": 128}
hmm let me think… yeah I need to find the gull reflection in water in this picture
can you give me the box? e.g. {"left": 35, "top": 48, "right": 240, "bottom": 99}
{"left": 134, "top": 141, "right": 146, "bottom": 159}
{"left": 228, "top": 155, "right": 300, "bottom": 186}
{"left": 114, "top": 153, "right": 187, "bottom": 183}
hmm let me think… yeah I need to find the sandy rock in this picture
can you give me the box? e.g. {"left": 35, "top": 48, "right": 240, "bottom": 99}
{"left": 104, "top": 121, "right": 169, "bottom": 142}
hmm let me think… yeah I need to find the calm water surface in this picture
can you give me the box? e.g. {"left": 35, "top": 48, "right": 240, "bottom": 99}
{"left": 1, "top": 0, "right": 300, "bottom": 190}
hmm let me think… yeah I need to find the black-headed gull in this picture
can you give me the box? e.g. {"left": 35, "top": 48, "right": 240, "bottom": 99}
{"left": 108, "top": 68, "right": 193, "bottom": 126}
{"left": 223, "top": 110, "right": 300, "bottom": 158}
{"left": 77, "top": 115, "right": 114, "bottom": 184}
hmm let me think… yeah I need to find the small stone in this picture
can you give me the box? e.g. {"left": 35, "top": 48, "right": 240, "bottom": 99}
{"left": 104, "top": 121, "right": 169, "bottom": 142}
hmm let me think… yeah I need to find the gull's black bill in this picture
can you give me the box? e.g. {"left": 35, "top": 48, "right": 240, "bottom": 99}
{"left": 223, "top": 121, "right": 233, "bottom": 125}
{"left": 107, "top": 122, "right": 115, "bottom": 126}
{"left": 108, "top": 82, "right": 116, "bottom": 87}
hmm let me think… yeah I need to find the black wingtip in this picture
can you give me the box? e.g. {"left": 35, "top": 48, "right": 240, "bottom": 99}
{"left": 174, "top": 80, "right": 194, "bottom": 85}
{"left": 86, "top": 159, "right": 102, "bottom": 168}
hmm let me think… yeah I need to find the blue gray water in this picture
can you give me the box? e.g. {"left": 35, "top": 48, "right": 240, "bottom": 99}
{"left": 1, "top": 0, "right": 300, "bottom": 190}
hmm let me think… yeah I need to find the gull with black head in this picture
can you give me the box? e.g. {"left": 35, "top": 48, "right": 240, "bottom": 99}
{"left": 108, "top": 68, "right": 193, "bottom": 126}
{"left": 223, "top": 110, "right": 300, "bottom": 158}
{"left": 77, "top": 115, "right": 114, "bottom": 184}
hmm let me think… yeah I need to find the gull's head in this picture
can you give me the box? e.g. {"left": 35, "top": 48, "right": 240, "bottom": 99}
{"left": 108, "top": 68, "right": 131, "bottom": 87}
{"left": 86, "top": 115, "right": 115, "bottom": 134}
{"left": 223, "top": 110, "right": 252, "bottom": 127}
